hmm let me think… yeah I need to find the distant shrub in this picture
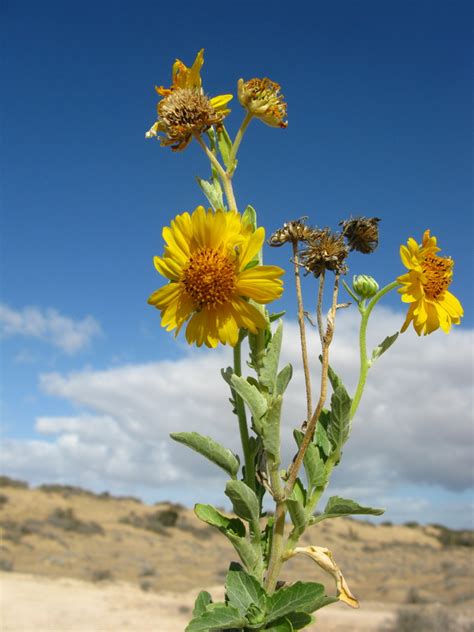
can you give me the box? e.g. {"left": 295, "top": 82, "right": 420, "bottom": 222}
{"left": 0, "top": 476, "right": 28, "bottom": 489}
{"left": 0, "top": 559, "right": 13, "bottom": 571}
{"left": 380, "top": 520, "right": 393, "bottom": 527}
{"left": 140, "top": 579, "right": 154, "bottom": 592}
{"left": 0, "top": 494, "right": 9, "bottom": 508}
{"left": 0, "top": 519, "right": 42, "bottom": 543}
{"left": 436, "top": 527, "right": 474, "bottom": 548}
{"left": 91, "top": 569, "right": 113, "bottom": 582}
{"left": 403, "top": 521, "right": 419, "bottom": 529}
{"left": 47, "top": 508, "right": 104, "bottom": 535}
{"left": 384, "top": 606, "right": 467, "bottom": 632}
{"left": 119, "top": 509, "right": 179, "bottom": 535}
{"left": 39, "top": 484, "right": 96, "bottom": 499}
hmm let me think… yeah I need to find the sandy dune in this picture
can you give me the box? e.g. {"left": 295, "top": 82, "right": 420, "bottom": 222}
{"left": 1, "top": 572, "right": 397, "bottom": 632}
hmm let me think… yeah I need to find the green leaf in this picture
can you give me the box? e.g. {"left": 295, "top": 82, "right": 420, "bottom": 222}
{"left": 315, "top": 410, "right": 332, "bottom": 458}
{"left": 327, "top": 386, "right": 351, "bottom": 454}
{"left": 230, "top": 375, "right": 268, "bottom": 434}
{"left": 276, "top": 364, "right": 292, "bottom": 395}
{"left": 192, "top": 591, "right": 212, "bottom": 617}
{"left": 225, "top": 567, "right": 267, "bottom": 616}
{"left": 216, "top": 125, "right": 233, "bottom": 170}
{"left": 327, "top": 363, "right": 343, "bottom": 391}
{"left": 264, "top": 618, "right": 293, "bottom": 631}
{"left": 170, "top": 432, "right": 240, "bottom": 478}
{"left": 195, "top": 176, "right": 225, "bottom": 211}
{"left": 262, "top": 395, "right": 282, "bottom": 463}
{"left": 259, "top": 321, "right": 284, "bottom": 393}
{"left": 314, "top": 496, "right": 385, "bottom": 523}
{"left": 225, "top": 480, "right": 260, "bottom": 525}
{"left": 269, "top": 310, "right": 286, "bottom": 322}
{"left": 194, "top": 504, "right": 259, "bottom": 572}
{"left": 242, "top": 205, "right": 257, "bottom": 232}
{"left": 294, "top": 430, "right": 327, "bottom": 490}
{"left": 185, "top": 603, "right": 248, "bottom": 631}
{"left": 284, "top": 611, "right": 315, "bottom": 629}
{"left": 286, "top": 494, "right": 306, "bottom": 533}
{"left": 371, "top": 332, "right": 399, "bottom": 363}
{"left": 194, "top": 504, "right": 245, "bottom": 537}
{"left": 267, "top": 582, "right": 335, "bottom": 622}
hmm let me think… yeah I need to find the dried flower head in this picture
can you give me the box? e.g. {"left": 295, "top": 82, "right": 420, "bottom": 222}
{"left": 268, "top": 218, "right": 319, "bottom": 247}
{"left": 145, "top": 49, "right": 232, "bottom": 151}
{"left": 238, "top": 78, "right": 288, "bottom": 128}
{"left": 340, "top": 216, "right": 381, "bottom": 254}
{"left": 147, "top": 89, "right": 230, "bottom": 151}
{"left": 300, "top": 229, "right": 349, "bottom": 277}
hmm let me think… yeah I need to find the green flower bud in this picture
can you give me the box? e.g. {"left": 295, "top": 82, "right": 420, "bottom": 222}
{"left": 352, "top": 274, "right": 379, "bottom": 299}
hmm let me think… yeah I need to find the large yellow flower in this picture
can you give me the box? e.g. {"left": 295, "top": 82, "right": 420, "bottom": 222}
{"left": 397, "top": 230, "right": 463, "bottom": 335}
{"left": 145, "top": 49, "right": 232, "bottom": 151}
{"left": 148, "top": 207, "right": 284, "bottom": 347}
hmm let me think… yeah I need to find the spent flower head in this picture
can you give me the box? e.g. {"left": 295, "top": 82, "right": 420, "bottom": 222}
{"left": 238, "top": 78, "right": 288, "bottom": 128}
{"left": 340, "top": 216, "right": 381, "bottom": 254}
{"left": 397, "top": 229, "right": 463, "bottom": 335}
{"left": 145, "top": 49, "right": 232, "bottom": 151}
{"left": 268, "top": 218, "right": 319, "bottom": 247}
{"left": 300, "top": 229, "right": 349, "bottom": 277}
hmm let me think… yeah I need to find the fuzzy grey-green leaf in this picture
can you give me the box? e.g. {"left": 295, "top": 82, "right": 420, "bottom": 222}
{"left": 276, "top": 363, "right": 292, "bottom": 395}
{"left": 262, "top": 395, "right": 282, "bottom": 463}
{"left": 225, "top": 568, "right": 267, "bottom": 615}
{"left": 267, "top": 581, "right": 335, "bottom": 622}
{"left": 259, "top": 321, "right": 283, "bottom": 393}
{"left": 371, "top": 332, "right": 399, "bottom": 362}
{"left": 327, "top": 386, "right": 351, "bottom": 453}
{"left": 195, "top": 176, "right": 224, "bottom": 211}
{"left": 230, "top": 375, "right": 268, "bottom": 434}
{"left": 314, "top": 495, "right": 385, "bottom": 522}
{"left": 216, "top": 125, "right": 233, "bottom": 169}
{"left": 170, "top": 432, "right": 239, "bottom": 478}
{"left": 225, "top": 480, "right": 260, "bottom": 525}
{"left": 185, "top": 603, "right": 248, "bottom": 631}
{"left": 294, "top": 430, "right": 327, "bottom": 490}
{"left": 192, "top": 591, "right": 213, "bottom": 617}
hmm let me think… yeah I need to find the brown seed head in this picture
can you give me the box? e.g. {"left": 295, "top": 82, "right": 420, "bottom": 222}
{"left": 340, "top": 216, "right": 381, "bottom": 254}
{"left": 238, "top": 77, "right": 288, "bottom": 128}
{"left": 156, "top": 88, "right": 227, "bottom": 151}
{"left": 268, "top": 218, "right": 320, "bottom": 247}
{"left": 300, "top": 229, "right": 349, "bottom": 277}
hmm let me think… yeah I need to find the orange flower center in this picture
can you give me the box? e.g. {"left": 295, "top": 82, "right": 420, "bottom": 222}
{"left": 182, "top": 247, "right": 236, "bottom": 309}
{"left": 422, "top": 253, "right": 453, "bottom": 299}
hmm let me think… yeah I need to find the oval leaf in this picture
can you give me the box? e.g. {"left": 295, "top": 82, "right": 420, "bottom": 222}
{"left": 170, "top": 432, "right": 239, "bottom": 478}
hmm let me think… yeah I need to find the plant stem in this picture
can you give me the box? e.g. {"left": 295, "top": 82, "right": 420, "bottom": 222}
{"left": 228, "top": 112, "right": 253, "bottom": 168}
{"left": 285, "top": 274, "right": 340, "bottom": 495}
{"left": 350, "top": 280, "right": 399, "bottom": 419}
{"left": 233, "top": 342, "right": 256, "bottom": 492}
{"left": 316, "top": 271, "right": 326, "bottom": 345}
{"left": 194, "top": 134, "right": 238, "bottom": 211}
{"left": 292, "top": 241, "right": 312, "bottom": 423}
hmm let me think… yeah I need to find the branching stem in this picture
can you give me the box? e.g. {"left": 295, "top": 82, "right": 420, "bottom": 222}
{"left": 292, "top": 241, "right": 312, "bottom": 423}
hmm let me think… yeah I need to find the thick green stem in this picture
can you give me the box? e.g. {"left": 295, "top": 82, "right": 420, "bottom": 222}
{"left": 350, "top": 280, "right": 399, "bottom": 419}
{"left": 233, "top": 342, "right": 256, "bottom": 492}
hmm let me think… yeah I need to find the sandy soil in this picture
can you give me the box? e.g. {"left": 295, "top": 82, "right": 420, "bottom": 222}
{"left": 0, "top": 572, "right": 397, "bottom": 632}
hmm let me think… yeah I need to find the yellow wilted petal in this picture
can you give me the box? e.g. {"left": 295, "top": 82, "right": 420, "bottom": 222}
{"left": 288, "top": 546, "right": 359, "bottom": 609}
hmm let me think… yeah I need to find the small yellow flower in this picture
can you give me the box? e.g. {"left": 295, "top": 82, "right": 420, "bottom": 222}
{"left": 237, "top": 78, "right": 288, "bottom": 128}
{"left": 148, "top": 207, "right": 284, "bottom": 347}
{"left": 397, "top": 230, "right": 463, "bottom": 335}
{"left": 145, "top": 49, "right": 233, "bottom": 151}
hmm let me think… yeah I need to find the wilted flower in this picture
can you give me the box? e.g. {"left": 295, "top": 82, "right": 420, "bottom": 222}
{"left": 268, "top": 218, "right": 319, "bottom": 247}
{"left": 300, "top": 229, "right": 349, "bottom": 277}
{"left": 145, "top": 49, "right": 232, "bottom": 151}
{"left": 237, "top": 78, "right": 288, "bottom": 128}
{"left": 340, "top": 216, "right": 380, "bottom": 254}
{"left": 397, "top": 229, "right": 463, "bottom": 335}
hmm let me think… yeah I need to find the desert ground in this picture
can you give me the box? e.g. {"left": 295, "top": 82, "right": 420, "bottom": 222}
{"left": 0, "top": 477, "right": 473, "bottom": 631}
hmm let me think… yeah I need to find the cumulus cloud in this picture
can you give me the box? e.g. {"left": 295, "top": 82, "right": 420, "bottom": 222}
{"left": 0, "top": 304, "right": 102, "bottom": 354}
{"left": 2, "top": 307, "right": 473, "bottom": 524}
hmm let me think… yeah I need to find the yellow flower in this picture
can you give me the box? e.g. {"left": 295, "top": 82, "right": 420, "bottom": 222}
{"left": 397, "top": 230, "right": 463, "bottom": 335}
{"left": 145, "top": 49, "right": 233, "bottom": 151}
{"left": 148, "top": 207, "right": 284, "bottom": 347}
{"left": 237, "top": 78, "right": 288, "bottom": 128}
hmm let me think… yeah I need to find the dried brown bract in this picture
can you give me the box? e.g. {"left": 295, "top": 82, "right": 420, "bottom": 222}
{"left": 300, "top": 229, "right": 349, "bottom": 277}
{"left": 340, "top": 216, "right": 381, "bottom": 254}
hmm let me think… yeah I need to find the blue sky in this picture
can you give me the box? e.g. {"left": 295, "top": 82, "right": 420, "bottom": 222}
{"left": 1, "top": 0, "right": 472, "bottom": 528}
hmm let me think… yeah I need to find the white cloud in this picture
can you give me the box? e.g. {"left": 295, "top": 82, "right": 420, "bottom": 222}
{"left": 2, "top": 307, "right": 473, "bottom": 525}
{"left": 0, "top": 304, "right": 102, "bottom": 354}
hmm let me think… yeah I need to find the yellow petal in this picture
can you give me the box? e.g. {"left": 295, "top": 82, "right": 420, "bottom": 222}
{"left": 187, "top": 49, "right": 204, "bottom": 90}
{"left": 230, "top": 297, "right": 267, "bottom": 333}
{"left": 148, "top": 282, "right": 181, "bottom": 309}
{"left": 236, "top": 266, "right": 284, "bottom": 303}
{"left": 153, "top": 255, "right": 182, "bottom": 280}
{"left": 238, "top": 227, "right": 265, "bottom": 270}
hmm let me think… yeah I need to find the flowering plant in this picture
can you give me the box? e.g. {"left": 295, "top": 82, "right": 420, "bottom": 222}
{"left": 145, "top": 50, "right": 463, "bottom": 631}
